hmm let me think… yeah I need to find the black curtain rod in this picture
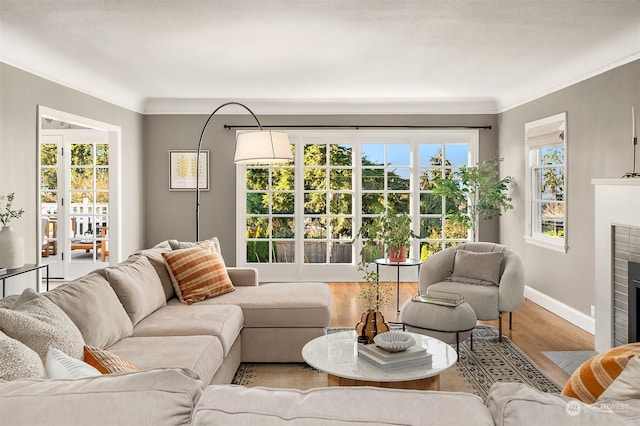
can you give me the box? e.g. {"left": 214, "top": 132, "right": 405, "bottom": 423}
{"left": 224, "top": 124, "right": 492, "bottom": 130}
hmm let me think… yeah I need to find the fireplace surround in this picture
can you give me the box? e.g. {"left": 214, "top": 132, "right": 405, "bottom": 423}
{"left": 630, "top": 261, "right": 640, "bottom": 343}
{"left": 593, "top": 179, "right": 640, "bottom": 351}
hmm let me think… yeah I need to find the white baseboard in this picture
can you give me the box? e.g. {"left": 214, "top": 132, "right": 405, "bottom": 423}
{"left": 523, "top": 286, "right": 595, "bottom": 334}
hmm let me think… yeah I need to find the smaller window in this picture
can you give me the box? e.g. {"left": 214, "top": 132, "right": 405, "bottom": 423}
{"left": 524, "top": 112, "right": 567, "bottom": 253}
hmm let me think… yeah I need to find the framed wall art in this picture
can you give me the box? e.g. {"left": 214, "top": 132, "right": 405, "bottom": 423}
{"left": 169, "top": 150, "right": 209, "bottom": 191}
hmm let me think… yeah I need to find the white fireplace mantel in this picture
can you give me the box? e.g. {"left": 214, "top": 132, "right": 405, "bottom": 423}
{"left": 592, "top": 178, "right": 640, "bottom": 352}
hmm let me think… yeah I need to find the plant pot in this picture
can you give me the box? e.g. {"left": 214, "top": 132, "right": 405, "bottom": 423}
{"left": 355, "top": 310, "right": 390, "bottom": 344}
{"left": 388, "top": 246, "right": 407, "bottom": 263}
{"left": 0, "top": 226, "right": 24, "bottom": 269}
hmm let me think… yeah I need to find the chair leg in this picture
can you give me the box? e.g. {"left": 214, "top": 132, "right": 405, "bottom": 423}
{"left": 509, "top": 311, "right": 513, "bottom": 330}
{"left": 498, "top": 312, "right": 503, "bottom": 342}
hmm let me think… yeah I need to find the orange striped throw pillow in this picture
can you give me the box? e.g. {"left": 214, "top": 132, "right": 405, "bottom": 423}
{"left": 562, "top": 342, "right": 640, "bottom": 403}
{"left": 84, "top": 346, "right": 137, "bottom": 375}
{"left": 162, "top": 245, "right": 234, "bottom": 305}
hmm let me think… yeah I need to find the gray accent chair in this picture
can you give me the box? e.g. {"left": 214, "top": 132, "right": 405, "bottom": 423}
{"left": 417, "top": 242, "right": 525, "bottom": 340}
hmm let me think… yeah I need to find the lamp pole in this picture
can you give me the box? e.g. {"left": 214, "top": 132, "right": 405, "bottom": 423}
{"left": 195, "top": 102, "right": 264, "bottom": 242}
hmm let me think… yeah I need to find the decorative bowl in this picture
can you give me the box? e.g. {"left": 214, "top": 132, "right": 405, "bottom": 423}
{"left": 373, "top": 331, "right": 416, "bottom": 352}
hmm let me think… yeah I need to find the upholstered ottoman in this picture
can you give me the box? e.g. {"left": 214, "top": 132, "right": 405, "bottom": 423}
{"left": 401, "top": 300, "right": 477, "bottom": 352}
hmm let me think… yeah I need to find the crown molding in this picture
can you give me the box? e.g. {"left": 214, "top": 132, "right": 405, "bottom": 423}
{"left": 142, "top": 98, "right": 500, "bottom": 116}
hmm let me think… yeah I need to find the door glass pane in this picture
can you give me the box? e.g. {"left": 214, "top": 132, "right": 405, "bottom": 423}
{"left": 96, "top": 144, "right": 109, "bottom": 165}
{"left": 71, "top": 144, "right": 94, "bottom": 165}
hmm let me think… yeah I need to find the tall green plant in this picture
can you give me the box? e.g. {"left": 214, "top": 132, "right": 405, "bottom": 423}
{"left": 432, "top": 156, "right": 513, "bottom": 241}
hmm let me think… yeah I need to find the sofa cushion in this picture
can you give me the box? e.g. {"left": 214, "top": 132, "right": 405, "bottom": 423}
{"left": 562, "top": 342, "right": 640, "bottom": 403}
{"left": 193, "top": 385, "right": 494, "bottom": 426}
{"left": 448, "top": 249, "right": 504, "bottom": 286}
{"left": 0, "top": 288, "right": 84, "bottom": 361}
{"left": 135, "top": 244, "right": 175, "bottom": 300}
{"left": 45, "top": 272, "right": 133, "bottom": 348}
{"left": 162, "top": 245, "right": 234, "bottom": 305}
{"left": 0, "top": 330, "right": 44, "bottom": 380}
{"left": 0, "top": 368, "right": 203, "bottom": 426}
{"left": 167, "top": 282, "right": 332, "bottom": 328}
{"left": 105, "top": 255, "right": 167, "bottom": 326}
{"left": 488, "top": 382, "right": 640, "bottom": 426}
{"left": 133, "top": 304, "right": 243, "bottom": 356}
{"left": 106, "top": 335, "right": 224, "bottom": 385}
{"left": 45, "top": 347, "right": 100, "bottom": 379}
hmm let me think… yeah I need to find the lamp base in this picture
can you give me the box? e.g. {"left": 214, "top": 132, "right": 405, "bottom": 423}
{"left": 621, "top": 172, "right": 640, "bottom": 178}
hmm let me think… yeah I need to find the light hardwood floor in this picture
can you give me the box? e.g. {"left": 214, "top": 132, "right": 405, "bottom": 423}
{"left": 328, "top": 281, "right": 594, "bottom": 388}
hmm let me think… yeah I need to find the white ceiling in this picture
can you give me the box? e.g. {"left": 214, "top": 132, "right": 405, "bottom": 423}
{"left": 1, "top": 0, "right": 639, "bottom": 114}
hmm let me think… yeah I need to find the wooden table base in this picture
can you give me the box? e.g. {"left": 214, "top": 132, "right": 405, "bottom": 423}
{"left": 327, "top": 374, "right": 440, "bottom": 390}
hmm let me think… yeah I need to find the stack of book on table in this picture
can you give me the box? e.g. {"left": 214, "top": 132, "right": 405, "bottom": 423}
{"left": 358, "top": 343, "right": 432, "bottom": 370}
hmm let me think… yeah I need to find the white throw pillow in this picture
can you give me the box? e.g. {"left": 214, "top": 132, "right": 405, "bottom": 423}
{"left": 45, "top": 347, "right": 100, "bottom": 379}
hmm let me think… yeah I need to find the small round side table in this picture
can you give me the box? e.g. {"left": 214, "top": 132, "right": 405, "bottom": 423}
{"left": 375, "top": 258, "right": 421, "bottom": 312}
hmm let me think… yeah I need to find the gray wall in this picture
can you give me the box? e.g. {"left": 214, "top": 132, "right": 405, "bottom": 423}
{"left": 498, "top": 59, "right": 640, "bottom": 316}
{"left": 0, "top": 63, "right": 145, "bottom": 263}
{"left": 143, "top": 113, "right": 499, "bottom": 264}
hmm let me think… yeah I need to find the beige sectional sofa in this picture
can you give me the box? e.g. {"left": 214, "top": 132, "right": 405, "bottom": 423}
{"left": 2, "top": 240, "right": 639, "bottom": 425}
{"left": 2, "top": 367, "right": 639, "bottom": 425}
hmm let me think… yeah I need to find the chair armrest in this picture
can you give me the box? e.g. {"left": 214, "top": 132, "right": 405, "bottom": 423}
{"left": 227, "top": 267, "right": 259, "bottom": 286}
{"left": 419, "top": 248, "right": 456, "bottom": 293}
{"left": 498, "top": 251, "right": 525, "bottom": 312}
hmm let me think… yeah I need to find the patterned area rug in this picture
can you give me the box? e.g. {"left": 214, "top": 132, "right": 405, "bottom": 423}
{"left": 232, "top": 325, "right": 560, "bottom": 400}
{"left": 457, "top": 325, "right": 560, "bottom": 399}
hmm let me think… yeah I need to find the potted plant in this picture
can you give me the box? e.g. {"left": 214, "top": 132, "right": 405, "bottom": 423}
{"left": 432, "top": 155, "right": 513, "bottom": 242}
{"left": 352, "top": 209, "right": 416, "bottom": 343}
{"left": 0, "top": 192, "right": 25, "bottom": 269}
{"left": 354, "top": 261, "right": 392, "bottom": 343}
{"left": 353, "top": 209, "right": 417, "bottom": 263}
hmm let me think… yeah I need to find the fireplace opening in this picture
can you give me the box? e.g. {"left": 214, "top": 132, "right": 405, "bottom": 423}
{"left": 629, "top": 261, "right": 640, "bottom": 343}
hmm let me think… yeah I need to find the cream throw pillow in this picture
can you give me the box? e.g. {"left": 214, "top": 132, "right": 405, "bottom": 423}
{"left": 448, "top": 249, "right": 504, "bottom": 286}
{"left": 0, "top": 288, "right": 84, "bottom": 362}
{"left": 0, "top": 330, "right": 44, "bottom": 380}
{"left": 162, "top": 245, "right": 234, "bottom": 305}
{"left": 105, "top": 255, "right": 166, "bottom": 326}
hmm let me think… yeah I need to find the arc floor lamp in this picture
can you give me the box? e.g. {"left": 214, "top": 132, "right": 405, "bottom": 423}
{"left": 195, "top": 101, "right": 292, "bottom": 241}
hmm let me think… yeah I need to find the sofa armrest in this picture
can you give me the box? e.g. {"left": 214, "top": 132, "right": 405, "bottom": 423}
{"left": 227, "top": 267, "right": 259, "bottom": 286}
{"left": 487, "top": 382, "right": 640, "bottom": 426}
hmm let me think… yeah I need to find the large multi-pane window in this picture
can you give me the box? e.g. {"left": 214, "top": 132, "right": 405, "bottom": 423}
{"left": 525, "top": 112, "right": 567, "bottom": 253}
{"left": 238, "top": 130, "right": 478, "bottom": 281}
{"left": 418, "top": 143, "right": 470, "bottom": 260}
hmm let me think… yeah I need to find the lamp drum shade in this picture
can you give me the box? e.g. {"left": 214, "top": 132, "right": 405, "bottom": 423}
{"left": 234, "top": 131, "right": 293, "bottom": 164}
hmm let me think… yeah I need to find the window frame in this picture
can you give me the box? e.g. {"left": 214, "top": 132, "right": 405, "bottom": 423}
{"left": 524, "top": 112, "right": 568, "bottom": 253}
{"left": 236, "top": 129, "right": 479, "bottom": 282}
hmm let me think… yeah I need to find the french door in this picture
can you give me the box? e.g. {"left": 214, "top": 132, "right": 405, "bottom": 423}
{"left": 38, "top": 107, "right": 120, "bottom": 280}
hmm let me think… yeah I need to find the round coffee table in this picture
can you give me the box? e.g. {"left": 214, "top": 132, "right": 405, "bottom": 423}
{"left": 302, "top": 330, "right": 457, "bottom": 390}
